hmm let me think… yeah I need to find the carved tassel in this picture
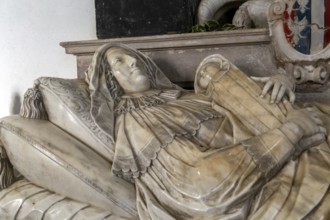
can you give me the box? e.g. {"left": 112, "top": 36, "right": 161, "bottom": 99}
{"left": 0, "top": 141, "right": 15, "bottom": 189}
{"left": 20, "top": 80, "right": 48, "bottom": 120}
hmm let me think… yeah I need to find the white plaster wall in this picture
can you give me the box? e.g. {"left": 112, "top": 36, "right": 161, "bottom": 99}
{"left": 0, "top": 1, "right": 96, "bottom": 117}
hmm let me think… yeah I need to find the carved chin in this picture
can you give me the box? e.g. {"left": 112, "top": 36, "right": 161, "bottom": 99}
{"left": 133, "top": 75, "right": 151, "bottom": 91}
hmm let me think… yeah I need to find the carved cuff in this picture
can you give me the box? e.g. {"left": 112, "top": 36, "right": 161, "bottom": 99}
{"left": 242, "top": 129, "right": 295, "bottom": 178}
{"left": 279, "top": 122, "right": 303, "bottom": 145}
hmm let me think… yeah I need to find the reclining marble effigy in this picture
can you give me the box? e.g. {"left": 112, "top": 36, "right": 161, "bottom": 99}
{"left": 1, "top": 1, "right": 330, "bottom": 218}
{"left": 1, "top": 41, "right": 330, "bottom": 219}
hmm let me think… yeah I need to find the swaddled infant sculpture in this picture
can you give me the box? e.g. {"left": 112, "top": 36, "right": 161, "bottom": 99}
{"left": 1, "top": 43, "right": 330, "bottom": 219}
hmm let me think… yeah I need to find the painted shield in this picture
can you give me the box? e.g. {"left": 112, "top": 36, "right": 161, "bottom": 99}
{"left": 283, "top": 0, "right": 330, "bottom": 55}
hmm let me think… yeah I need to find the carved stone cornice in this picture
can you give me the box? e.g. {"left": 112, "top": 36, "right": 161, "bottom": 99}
{"left": 60, "top": 29, "right": 276, "bottom": 82}
{"left": 60, "top": 29, "right": 270, "bottom": 56}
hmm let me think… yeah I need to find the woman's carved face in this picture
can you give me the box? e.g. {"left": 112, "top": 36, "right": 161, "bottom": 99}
{"left": 106, "top": 47, "right": 151, "bottom": 93}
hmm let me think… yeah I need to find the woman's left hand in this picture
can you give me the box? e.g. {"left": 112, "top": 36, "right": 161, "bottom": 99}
{"left": 251, "top": 73, "right": 296, "bottom": 104}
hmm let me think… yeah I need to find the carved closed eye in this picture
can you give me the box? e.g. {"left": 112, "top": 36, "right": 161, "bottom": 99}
{"left": 112, "top": 58, "right": 122, "bottom": 65}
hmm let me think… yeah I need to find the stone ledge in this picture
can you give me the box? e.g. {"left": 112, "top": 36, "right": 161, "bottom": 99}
{"left": 60, "top": 29, "right": 275, "bottom": 86}
{"left": 60, "top": 29, "right": 270, "bottom": 55}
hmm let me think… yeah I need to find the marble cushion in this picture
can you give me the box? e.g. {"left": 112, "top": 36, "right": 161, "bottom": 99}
{"left": 0, "top": 116, "right": 137, "bottom": 218}
{"left": 37, "top": 77, "right": 114, "bottom": 161}
{"left": 0, "top": 179, "right": 117, "bottom": 220}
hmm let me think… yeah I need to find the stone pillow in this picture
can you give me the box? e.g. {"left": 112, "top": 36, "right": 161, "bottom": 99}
{"left": 0, "top": 180, "right": 116, "bottom": 219}
{"left": 0, "top": 116, "right": 136, "bottom": 218}
{"left": 37, "top": 77, "right": 114, "bottom": 161}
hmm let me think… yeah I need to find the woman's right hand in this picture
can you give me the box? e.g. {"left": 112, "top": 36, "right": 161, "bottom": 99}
{"left": 282, "top": 100, "right": 326, "bottom": 157}
{"left": 251, "top": 73, "right": 296, "bottom": 104}
{"left": 284, "top": 100, "right": 326, "bottom": 138}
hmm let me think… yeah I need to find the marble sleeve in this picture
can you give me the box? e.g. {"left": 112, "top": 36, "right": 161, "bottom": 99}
{"left": 185, "top": 116, "right": 298, "bottom": 197}
{"left": 240, "top": 126, "right": 297, "bottom": 180}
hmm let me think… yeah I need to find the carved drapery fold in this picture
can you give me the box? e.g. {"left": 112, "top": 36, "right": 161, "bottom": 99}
{"left": 20, "top": 80, "right": 48, "bottom": 120}
{"left": 0, "top": 140, "right": 15, "bottom": 190}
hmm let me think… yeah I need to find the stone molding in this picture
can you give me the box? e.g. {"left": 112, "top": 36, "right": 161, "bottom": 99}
{"left": 60, "top": 29, "right": 275, "bottom": 82}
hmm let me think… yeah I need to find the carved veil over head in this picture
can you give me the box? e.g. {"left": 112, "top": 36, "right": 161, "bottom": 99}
{"left": 84, "top": 43, "right": 181, "bottom": 144}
